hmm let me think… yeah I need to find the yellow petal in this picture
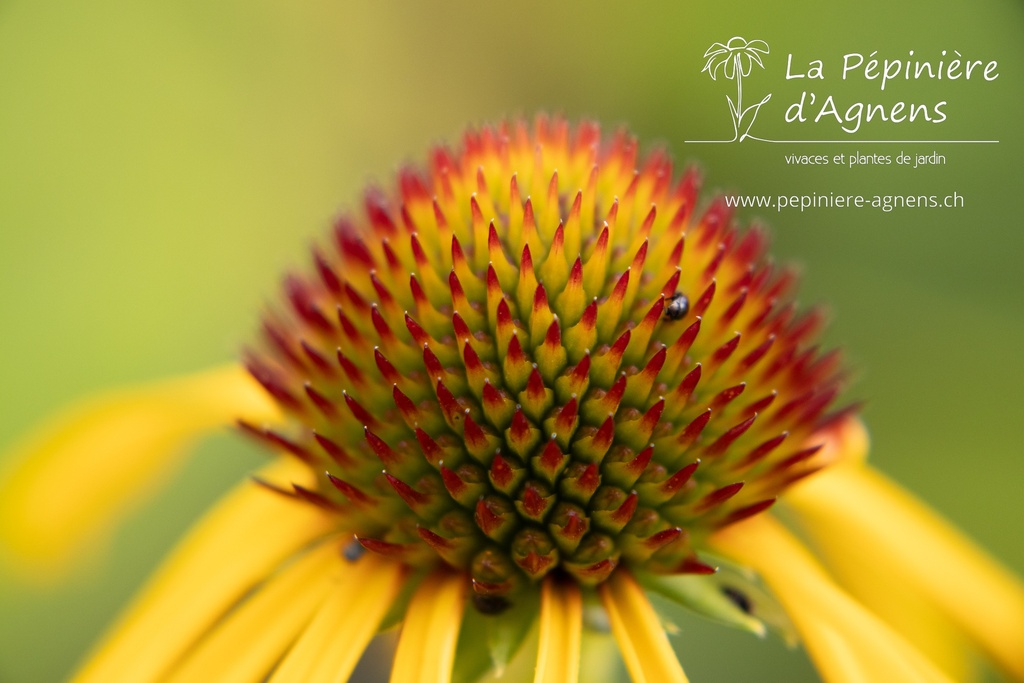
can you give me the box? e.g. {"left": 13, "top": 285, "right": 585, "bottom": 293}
{"left": 786, "top": 464, "right": 1024, "bottom": 681}
{"left": 710, "top": 515, "right": 955, "bottom": 683}
{"left": 72, "top": 460, "right": 334, "bottom": 683}
{"left": 789, "top": 499, "right": 978, "bottom": 681}
{"left": 165, "top": 538, "right": 341, "bottom": 683}
{"left": 599, "top": 570, "right": 689, "bottom": 683}
{"left": 789, "top": 419, "right": 977, "bottom": 680}
{"left": 390, "top": 570, "right": 466, "bottom": 683}
{"left": 0, "top": 364, "right": 281, "bottom": 577}
{"left": 269, "top": 552, "right": 406, "bottom": 683}
{"left": 534, "top": 577, "right": 582, "bottom": 683}
{"left": 809, "top": 414, "right": 870, "bottom": 467}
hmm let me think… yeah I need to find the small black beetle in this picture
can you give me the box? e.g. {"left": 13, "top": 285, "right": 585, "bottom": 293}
{"left": 664, "top": 291, "right": 690, "bottom": 320}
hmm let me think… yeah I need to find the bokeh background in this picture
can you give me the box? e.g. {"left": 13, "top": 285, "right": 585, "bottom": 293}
{"left": 1, "top": 1, "right": 1021, "bottom": 681}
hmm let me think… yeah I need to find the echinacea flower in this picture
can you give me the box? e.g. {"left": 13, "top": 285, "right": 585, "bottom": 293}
{"left": 2, "top": 117, "right": 1023, "bottom": 683}
{"left": 701, "top": 37, "right": 772, "bottom": 143}
{"left": 701, "top": 37, "right": 769, "bottom": 81}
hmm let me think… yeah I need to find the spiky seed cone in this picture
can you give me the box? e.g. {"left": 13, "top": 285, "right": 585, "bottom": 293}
{"left": 244, "top": 116, "right": 845, "bottom": 610}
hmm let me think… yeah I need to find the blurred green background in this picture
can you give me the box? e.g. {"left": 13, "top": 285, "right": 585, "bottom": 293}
{"left": 1, "top": 1, "right": 1021, "bottom": 681}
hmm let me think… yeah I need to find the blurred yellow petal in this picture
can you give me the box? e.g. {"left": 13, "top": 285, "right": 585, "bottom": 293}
{"left": 390, "top": 570, "right": 466, "bottom": 683}
{"left": 0, "top": 364, "right": 281, "bottom": 577}
{"left": 73, "top": 460, "right": 334, "bottom": 683}
{"left": 810, "top": 414, "right": 870, "bottom": 467}
{"left": 791, "top": 417, "right": 978, "bottom": 679}
{"left": 786, "top": 464, "right": 1024, "bottom": 681}
{"left": 789, "top": 497, "right": 979, "bottom": 681}
{"left": 269, "top": 552, "right": 405, "bottom": 683}
{"left": 710, "top": 515, "right": 954, "bottom": 683}
{"left": 534, "top": 577, "right": 582, "bottom": 683}
{"left": 165, "top": 538, "right": 341, "bottom": 683}
{"left": 600, "top": 570, "right": 689, "bottom": 683}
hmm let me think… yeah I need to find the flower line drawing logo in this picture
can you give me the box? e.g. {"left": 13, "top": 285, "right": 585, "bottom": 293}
{"left": 702, "top": 37, "right": 773, "bottom": 142}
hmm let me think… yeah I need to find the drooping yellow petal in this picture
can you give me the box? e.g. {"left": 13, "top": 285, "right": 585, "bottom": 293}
{"left": 785, "top": 464, "right": 1024, "bottom": 681}
{"left": 599, "top": 570, "right": 689, "bottom": 683}
{"left": 72, "top": 460, "right": 334, "bottom": 683}
{"left": 710, "top": 515, "right": 955, "bottom": 683}
{"left": 165, "top": 538, "right": 341, "bottom": 683}
{"left": 0, "top": 364, "right": 281, "bottom": 577}
{"left": 788, "top": 417, "right": 978, "bottom": 680}
{"left": 534, "top": 577, "right": 582, "bottom": 683}
{"left": 790, "top": 498, "right": 979, "bottom": 682}
{"left": 269, "top": 552, "right": 406, "bottom": 683}
{"left": 390, "top": 570, "right": 466, "bottom": 683}
{"left": 809, "top": 414, "right": 870, "bottom": 467}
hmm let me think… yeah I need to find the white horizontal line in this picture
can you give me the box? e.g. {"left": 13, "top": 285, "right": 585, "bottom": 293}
{"left": 684, "top": 139, "right": 999, "bottom": 144}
